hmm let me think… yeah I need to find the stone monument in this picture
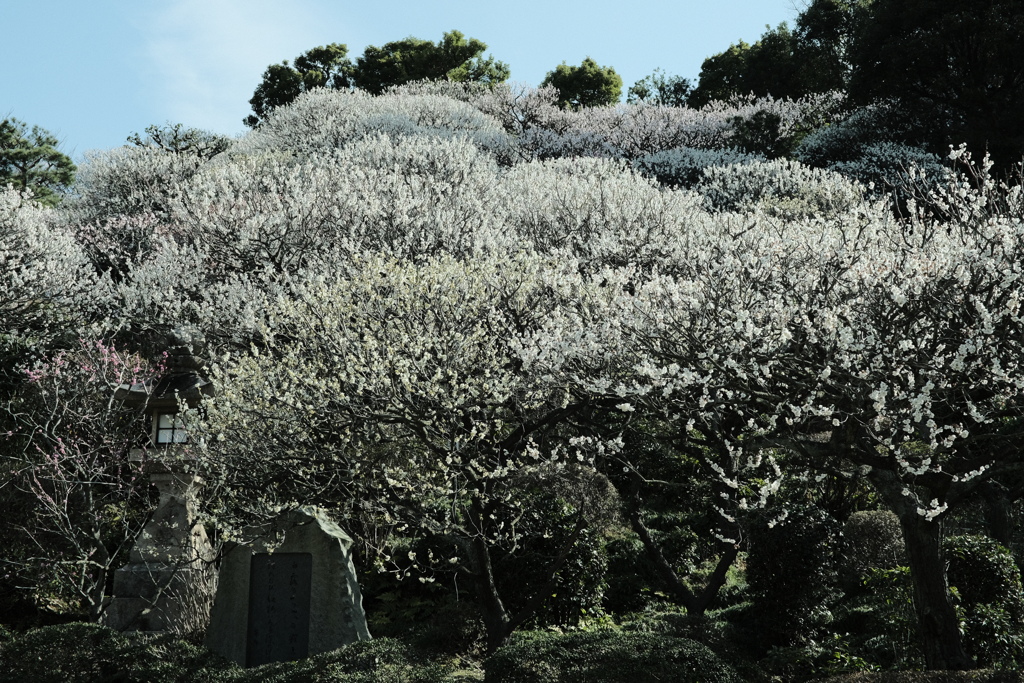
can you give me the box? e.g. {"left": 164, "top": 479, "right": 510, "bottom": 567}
{"left": 204, "top": 506, "right": 371, "bottom": 667}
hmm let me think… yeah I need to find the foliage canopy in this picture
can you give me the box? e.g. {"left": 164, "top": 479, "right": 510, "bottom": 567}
{"left": 541, "top": 57, "right": 623, "bottom": 109}
{"left": 244, "top": 43, "right": 354, "bottom": 127}
{"left": 6, "top": 79, "right": 1024, "bottom": 668}
{"left": 0, "top": 118, "right": 75, "bottom": 206}
{"left": 245, "top": 32, "right": 509, "bottom": 126}
{"left": 848, "top": 0, "right": 1024, "bottom": 165}
{"left": 355, "top": 30, "right": 509, "bottom": 95}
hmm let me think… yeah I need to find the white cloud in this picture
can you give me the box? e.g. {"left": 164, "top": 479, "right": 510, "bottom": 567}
{"left": 141, "top": 0, "right": 337, "bottom": 136}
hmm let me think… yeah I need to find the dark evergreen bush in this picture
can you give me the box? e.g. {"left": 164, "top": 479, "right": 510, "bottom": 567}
{"left": 620, "top": 608, "right": 767, "bottom": 682}
{"left": 601, "top": 534, "right": 662, "bottom": 614}
{"left": 359, "top": 547, "right": 457, "bottom": 640}
{"left": 363, "top": 476, "right": 612, "bottom": 637}
{"left": 0, "top": 623, "right": 454, "bottom": 683}
{"left": 840, "top": 510, "right": 906, "bottom": 590}
{"left": 746, "top": 505, "right": 843, "bottom": 650}
{"left": 815, "top": 671, "right": 1024, "bottom": 682}
{"left": 408, "top": 600, "right": 486, "bottom": 657}
{"left": 945, "top": 535, "right": 1024, "bottom": 608}
{"left": 835, "top": 535, "right": 1024, "bottom": 671}
{"left": 228, "top": 637, "right": 452, "bottom": 683}
{"left": 493, "top": 501, "right": 610, "bottom": 629}
{"left": 483, "top": 629, "right": 742, "bottom": 683}
{"left": 842, "top": 565, "right": 922, "bottom": 670}
{"left": 729, "top": 110, "right": 802, "bottom": 159}
{"left": 944, "top": 534, "right": 1024, "bottom": 668}
{"left": 792, "top": 105, "right": 915, "bottom": 168}
{"left": 0, "top": 622, "right": 232, "bottom": 683}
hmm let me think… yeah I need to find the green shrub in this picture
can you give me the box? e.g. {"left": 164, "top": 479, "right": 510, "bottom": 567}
{"left": 622, "top": 609, "right": 725, "bottom": 638}
{"left": 829, "top": 143, "right": 945, "bottom": 197}
{"left": 756, "top": 632, "right": 881, "bottom": 682}
{"left": 364, "top": 479, "right": 611, "bottom": 637}
{"left": 484, "top": 629, "right": 741, "bottom": 683}
{"left": 0, "top": 622, "right": 233, "bottom": 683}
{"left": 408, "top": 600, "right": 486, "bottom": 658}
{"left": 729, "top": 110, "right": 802, "bottom": 159}
{"left": 792, "top": 104, "right": 913, "bottom": 168}
{"left": 621, "top": 608, "right": 767, "bottom": 682}
{"left": 360, "top": 556, "right": 455, "bottom": 640}
{"left": 600, "top": 534, "right": 662, "bottom": 614}
{"left": 359, "top": 537, "right": 484, "bottom": 657}
{"left": 842, "top": 566, "right": 922, "bottom": 670}
{"left": 840, "top": 511, "right": 907, "bottom": 591}
{"left": 945, "top": 535, "right": 1024, "bottom": 610}
{"left": 0, "top": 623, "right": 454, "bottom": 683}
{"left": 836, "top": 535, "right": 1024, "bottom": 671}
{"left": 815, "top": 671, "right": 1024, "bottom": 682}
{"left": 945, "top": 534, "right": 1024, "bottom": 668}
{"left": 493, "top": 502, "right": 610, "bottom": 629}
{"left": 230, "top": 637, "right": 453, "bottom": 683}
{"left": 746, "top": 505, "right": 843, "bottom": 650}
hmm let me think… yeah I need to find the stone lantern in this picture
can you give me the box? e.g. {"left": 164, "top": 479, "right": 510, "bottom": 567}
{"left": 101, "top": 334, "right": 218, "bottom": 634}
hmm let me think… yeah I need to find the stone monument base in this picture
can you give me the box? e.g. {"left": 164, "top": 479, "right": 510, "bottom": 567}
{"left": 103, "top": 562, "right": 217, "bottom": 634}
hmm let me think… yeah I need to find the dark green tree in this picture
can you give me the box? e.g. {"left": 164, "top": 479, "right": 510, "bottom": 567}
{"left": 688, "top": 40, "right": 751, "bottom": 107}
{"left": 849, "top": 0, "right": 1024, "bottom": 166}
{"left": 353, "top": 30, "right": 509, "bottom": 95}
{"left": 447, "top": 53, "right": 510, "bottom": 86}
{"left": 0, "top": 119, "right": 75, "bottom": 206}
{"left": 244, "top": 43, "right": 354, "bottom": 127}
{"left": 627, "top": 69, "right": 692, "bottom": 107}
{"left": 746, "top": 505, "right": 843, "bottom": 650}
{"left": 688, "top": 1, "right": 871, "bottom": 107}
{"left": 795, "top": 0, "right": 873, "bottom": 92}
{"left": 127, "top": 123, "right": 231, "bottom": 159}
{"left": 688, "top": 25, "right": 802, "bottom": 107}
{"left": 541, "top": 57, "right": 623, "bottom": 109}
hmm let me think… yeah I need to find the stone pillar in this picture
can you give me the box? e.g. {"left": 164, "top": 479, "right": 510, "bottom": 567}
{"left": 102, "top": 461, "right": 217, "bottom": 634}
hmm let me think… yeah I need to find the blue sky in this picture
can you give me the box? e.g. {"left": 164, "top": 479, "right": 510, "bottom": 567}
{"left": 1, "top": 0, "right": 800, "bottom": 160}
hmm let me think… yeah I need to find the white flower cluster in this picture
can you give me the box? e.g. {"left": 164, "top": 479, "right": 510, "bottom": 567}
{"left": 695, "top": 157, "right": 865, "bottom": 217}
{"left": 0, "top": 188, "right": 103, "bottom": 349}
{"left": 16, "top": 85, "right": 1023, "bottom": 553}
{"left": 633, "top": 146, "right": 766, "bottom": 188}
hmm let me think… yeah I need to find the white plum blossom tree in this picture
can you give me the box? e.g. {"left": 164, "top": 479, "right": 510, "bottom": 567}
{"left": 196, "top": 252, "right": 621, "bottom": 650}
{"left": 0, "top": 188, "right": 103, "bottom": 358}
{"left": 9, "top": 80, "right": 1024, "bottom": 669}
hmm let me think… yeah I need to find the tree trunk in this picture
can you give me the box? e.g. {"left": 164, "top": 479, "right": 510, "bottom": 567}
{"left": 898, "top": 512, "right": 974, "bottom": 670}
{"left": 626, "top": 488, "right": 737, "bottom": 615}
{"left": 466, "top": 499, "right": 590, "bottom": 652}
{"left": 867, "top": 468, "right": 974, "bottom": 670}
{"left": 468, "top": 534, "right": 512, "bottom": 654}
{"left": 87, "top": 520, "right": 111, "bottom": 622}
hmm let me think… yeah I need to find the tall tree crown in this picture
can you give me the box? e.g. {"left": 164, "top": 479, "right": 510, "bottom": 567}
{"left": 541, "top": 57, "right": 623, "bottom": 109}
{"left": 0, "top": 118, "right": 75, "bottom": 206}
